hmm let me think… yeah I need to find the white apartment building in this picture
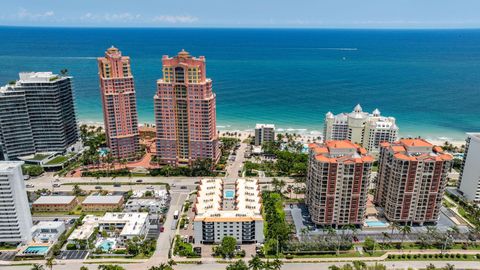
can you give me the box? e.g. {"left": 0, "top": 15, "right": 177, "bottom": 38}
{"left": 324, "top": 105, "right": 398, "bottom": 154}
{"left": 124, "top": 199, "right": 165, "bottom": 214}
{"left": 193, "top": 178, "right": 264, "bottom": 245}
{"left": 31, "top": 221, "right": 65, "bottom": 244}
{"left": 68, "top": 213, "right": 149, "bottom": 247}
{"left": 254, "top": 124, "right": 275, "bottom": 146}
{"left": 0, "top": 161, "right": 33, "bottom": 244}
{"left": 458, "top": 133, "right": 480, "bottom": 203}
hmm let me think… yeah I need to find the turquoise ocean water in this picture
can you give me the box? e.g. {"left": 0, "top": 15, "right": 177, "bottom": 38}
{"left": 0, "top": 27, "right": 479, "bottom": 141}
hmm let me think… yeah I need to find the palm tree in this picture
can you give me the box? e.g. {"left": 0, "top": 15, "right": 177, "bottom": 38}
{"left": 45, "top": 257, "right": 55, "bottom": 270}
{"left": 399, "top": 225, "right": 411, "bottom": 247}
{"left": 270, "top": 257, "right": 283, "bottom": 270}
{"left": 381, "top": 232, "right": 390, "bottom": 247}
{"left": 248, "top": 255, "right": 264, "bottom": 270}
{"left": 226, "top": 260, "right": 248, "bottom": 270}
{"left": 443, "top": 263, "right": 455, "bottom": 270}
{"left": 390, "top": 222, "right": 400, "bottom": 235}
{"left": 31, "top": 264, "right": 44, "bottom": 270}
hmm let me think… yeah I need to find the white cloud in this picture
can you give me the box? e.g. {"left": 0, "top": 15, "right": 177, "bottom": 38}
{"left": 16, "top": 8, "right": 55, "bottom": 21}
{"left": 152, "top": 15, "right": 198, "bottom": 24}
{"left": 80, "top": 12, "right": 142, "bottom": 23}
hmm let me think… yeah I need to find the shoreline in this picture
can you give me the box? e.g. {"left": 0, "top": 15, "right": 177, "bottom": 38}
{"left": 78, "top": 121, "right": 466, "bottom": 148}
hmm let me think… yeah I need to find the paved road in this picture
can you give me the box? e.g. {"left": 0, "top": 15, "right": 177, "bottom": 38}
{"left": 226, "top": 142, "right": 247, "bottom": 179}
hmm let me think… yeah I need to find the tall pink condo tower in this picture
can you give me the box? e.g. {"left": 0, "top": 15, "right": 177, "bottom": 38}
{"left": 154, "top": 50, "right": 219, "bottom": 166}
{"left": 98, "top": 46, "right": 140, "bottom": 159}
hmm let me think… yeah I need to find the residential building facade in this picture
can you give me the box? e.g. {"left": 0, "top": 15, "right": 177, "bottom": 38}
{"left": 254, "top": 124, "right": 275, "bottom": 146}
{"left": 81, "top": 195, "right": 124, "bottom": 212}
{"left": 374, "top": 139, "right": 452, "bottom": 225}
{"left": 0, "top": 72, "right": 79, "bottom": 160}
{"left": 0, "top": 161, "right": 33, "bottom": 244}
{"left": 98, "top": 46, "right": 140, "bottom": 159}
{"left": 457, "top": 133, "right": 480, "bottom": 203}
{"left": 32, "top": 196, "right": 78, "bottom": 212}
{"left": 306, "top": 141, "right": 374, "bottom": 227}
{"left": 154, "top": 50, "right": 220, "bottom": 166}
{"left": 193, "top": 178, "right": 264, "bottom": 244}
{"left": 324, "top": 105, "right": 398, "bottom": 155}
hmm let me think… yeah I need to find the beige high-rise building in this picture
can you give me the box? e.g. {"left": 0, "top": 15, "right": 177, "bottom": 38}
{"left": 374, "top": 139, "right": 452, "bottom": 225}
{"left": 306, "top": 141, "right": 374, "bottom": 227}
{"left": 324, "top": 104, "right": 398, "bottom": 155}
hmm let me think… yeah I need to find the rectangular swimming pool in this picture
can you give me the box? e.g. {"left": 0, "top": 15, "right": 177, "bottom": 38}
{"left": 365, "top": 220, "right": 388, "bottom": 227}
{"left": 23, "top": 246, "right": 49, "bottom": 255}
{"left": 224, "top": 190, "right": 235, "bottom": 199}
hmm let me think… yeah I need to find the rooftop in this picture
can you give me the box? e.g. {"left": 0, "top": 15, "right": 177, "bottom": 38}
{"left": 194, "top": 178, "right": 263, "bottom": 223}
{"left": 255, "top": 123, "right": 275, "bottom": 129}
{"left": 381, "top": 139, "right": 453, "bottom": 161}
{"left": 33, "top": 196, "right": 76, "bottom": 205}
{"left": 82, "top": 195, "right": 123, "bottom": 204}
{"left": 0, "top": 161, "right": 23, "bottom": 172}
{"left": 100, "top": 212, "right": 149, "bottom": 236}
{"left": 309, "top": 141, "right": 374, "bottom": 163}
{"left": 19, "top": 72, "right": 63, "bottom": 83}
{"left": 467, "top": 132, "right": 480, "bottom": 142}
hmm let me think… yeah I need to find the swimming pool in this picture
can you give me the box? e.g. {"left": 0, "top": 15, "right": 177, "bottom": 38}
{"left": 365, "top": 220, "right": 389, "bottom": 227}
{"left": 97, "top": 239, "right": 116, "bottom": 251}
{"left": 224, "top": 190, "right": 235, "bottom": 199}
{"left": 23, "top": 246, "right": 49, "bottom": 255}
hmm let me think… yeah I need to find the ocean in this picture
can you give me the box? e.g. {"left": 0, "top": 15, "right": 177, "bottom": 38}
{"left": 0, "top": 27, "right": 479, "bottom": 141}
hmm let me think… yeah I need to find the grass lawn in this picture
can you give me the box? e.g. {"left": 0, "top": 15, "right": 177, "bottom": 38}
{"left": 64, "top": 181, "right": 167, "bottom": 186}
{"left": 45, "top": 155, "right": 69, "bottom": 165}
{"left": 387, "top": 254, "right": 480, "bottom": 261}
{"left": 31, "top": 154, "right": 49, "bottom": 161}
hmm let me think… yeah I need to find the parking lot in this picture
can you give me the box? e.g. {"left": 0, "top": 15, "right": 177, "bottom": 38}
{"left": 56, "top": 250, "right": 88, "bottom": 260}
{"left": 0, "top": 251, "right": 16, "bottom": 261}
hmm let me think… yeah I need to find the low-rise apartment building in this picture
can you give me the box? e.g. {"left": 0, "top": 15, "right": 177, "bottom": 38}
{"left": 81, "top": 195, "right": 124, "bottom": 212}
{"left": 32, "top": 196, "right": 78, "bottom": 212}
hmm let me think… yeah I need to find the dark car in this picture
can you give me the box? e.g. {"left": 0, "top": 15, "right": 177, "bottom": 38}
{"left": 95, "top": 186, "right": 102, "bottom": 189}
{"left": 113, "top": 183, "right": 121, "bottom": 187}
{"left": 180, "top": 186, "right": 187, "bottom": 189}
{"left": 136, "top": 179, "right": 143, "bottom": 183}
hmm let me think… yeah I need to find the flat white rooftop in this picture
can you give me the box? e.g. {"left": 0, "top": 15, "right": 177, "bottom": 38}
{"left": 19, "top": 72, "right": 62, "bottom": 83}
{"left": 82, "top": 195, "right": 123, "bottom": 204}
{"left": 33, "top": 196, "right": 76, "bottom": 205}
{"left": 100, "top": 212, "right": 149, "bottom": 236}
{"left": 0, "top": 161, "right": 23, "bottom": 172}
{"left": 255, "top": 123, "right": 275, "bottom": 129}
{"left": 195, "top": 178, "right": 263, "bottom": 222}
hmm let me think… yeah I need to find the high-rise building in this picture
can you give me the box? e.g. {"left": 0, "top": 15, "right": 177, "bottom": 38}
{"left": 374, "top": 139, "right": 452, "bottom": 225}
{"left": 98, "top": 46, "right": 140, "bottom": 159}
{"left": 254, "top": 124, "right": 275, "bottom": 146}
{"left": 458, "top": 133, "right": 480, "bottom": 203}
{"left": 306, "top": 141, "right": 374, "bottom": 227}
{"left": 154, "top": 50, "right": 219, "bottom": 166}
{"left": 324, "top": 104, "right": 398, "bottom": 155}
{"left": 0, "top": 161, "right": 33, "bottom": 244}
{"left": 0, "top": 72, "right": 79, "bottom": 160}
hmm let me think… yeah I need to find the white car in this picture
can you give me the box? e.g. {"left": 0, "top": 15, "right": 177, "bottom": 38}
{"left": 26, "top": 184, "right": 34, "bottom": 188}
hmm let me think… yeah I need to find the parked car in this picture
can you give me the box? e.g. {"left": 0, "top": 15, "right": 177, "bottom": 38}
{"left": 180, "top": 186, "right": 187, "bottom": 189}
{"left": 95, "top": 186, "right": 102, "bottom": 189}
{"left": 160, "top": 227, "right": 165, "bottom": 232}
{"left": 113, "top": 183, "right": 121, "bottom": 187}
{"left": 53, "top": 184, "right": 60, "bottom": 188}
{"left": 26, "top": 184, "right": 34, "bottom": 188}
{"left": 136, "top": 179, "right": 143, "bottom": 183}
{"left": 147, "top": 186, "right": 154, "bottom": 190}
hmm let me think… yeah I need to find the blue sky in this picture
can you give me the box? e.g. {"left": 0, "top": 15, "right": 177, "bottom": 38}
{"left": 1, "top": 0, "right": 480, "bottom": 28}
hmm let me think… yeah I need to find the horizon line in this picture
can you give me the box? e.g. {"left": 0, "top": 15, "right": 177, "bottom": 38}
{"left": 1, "top": 25, "right": 480, "bottom": 31}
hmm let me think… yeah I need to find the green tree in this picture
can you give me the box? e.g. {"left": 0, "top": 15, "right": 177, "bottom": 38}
{"left": 400, "top": 225, "right": 412, "bottom": 246}
{"left": 443, "top": 263, "right": 455, "bottom": 270}
{"left": 363, "top": 237, "right": 376, "bottom": 254}
{"left": 148, "top": 264, "right": 173, "bottom": 270}
{"left": 73, "top": 184, "right": 83, "bottom": 196}
{"left": 425, "top": 263, "right": 437, "bottom": 270}
{"left": 80, "top": 267, "right": 89, "bottom": 270}
{"left": 218, "top": 236, "right": 236, "bottom": 258}
{"left": 248, "top": 255, "right": 264, "bottom": 270}
{"left": 226, "top": 260, "right": 248, "bottom": 270}
{"left": 45, "top": 257, "right": 55, "bottom": 270}
{"left": 352, "top": 261, "right": 366, "bottom": 270}
{"left": 269, "top": 257, "right": 283, "bottom": 270}
{"left": 97, "top": 265, "right": 125, "bottom": 270}
{"left": 31, "top": 264, "right": 44, "bottom": 270}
